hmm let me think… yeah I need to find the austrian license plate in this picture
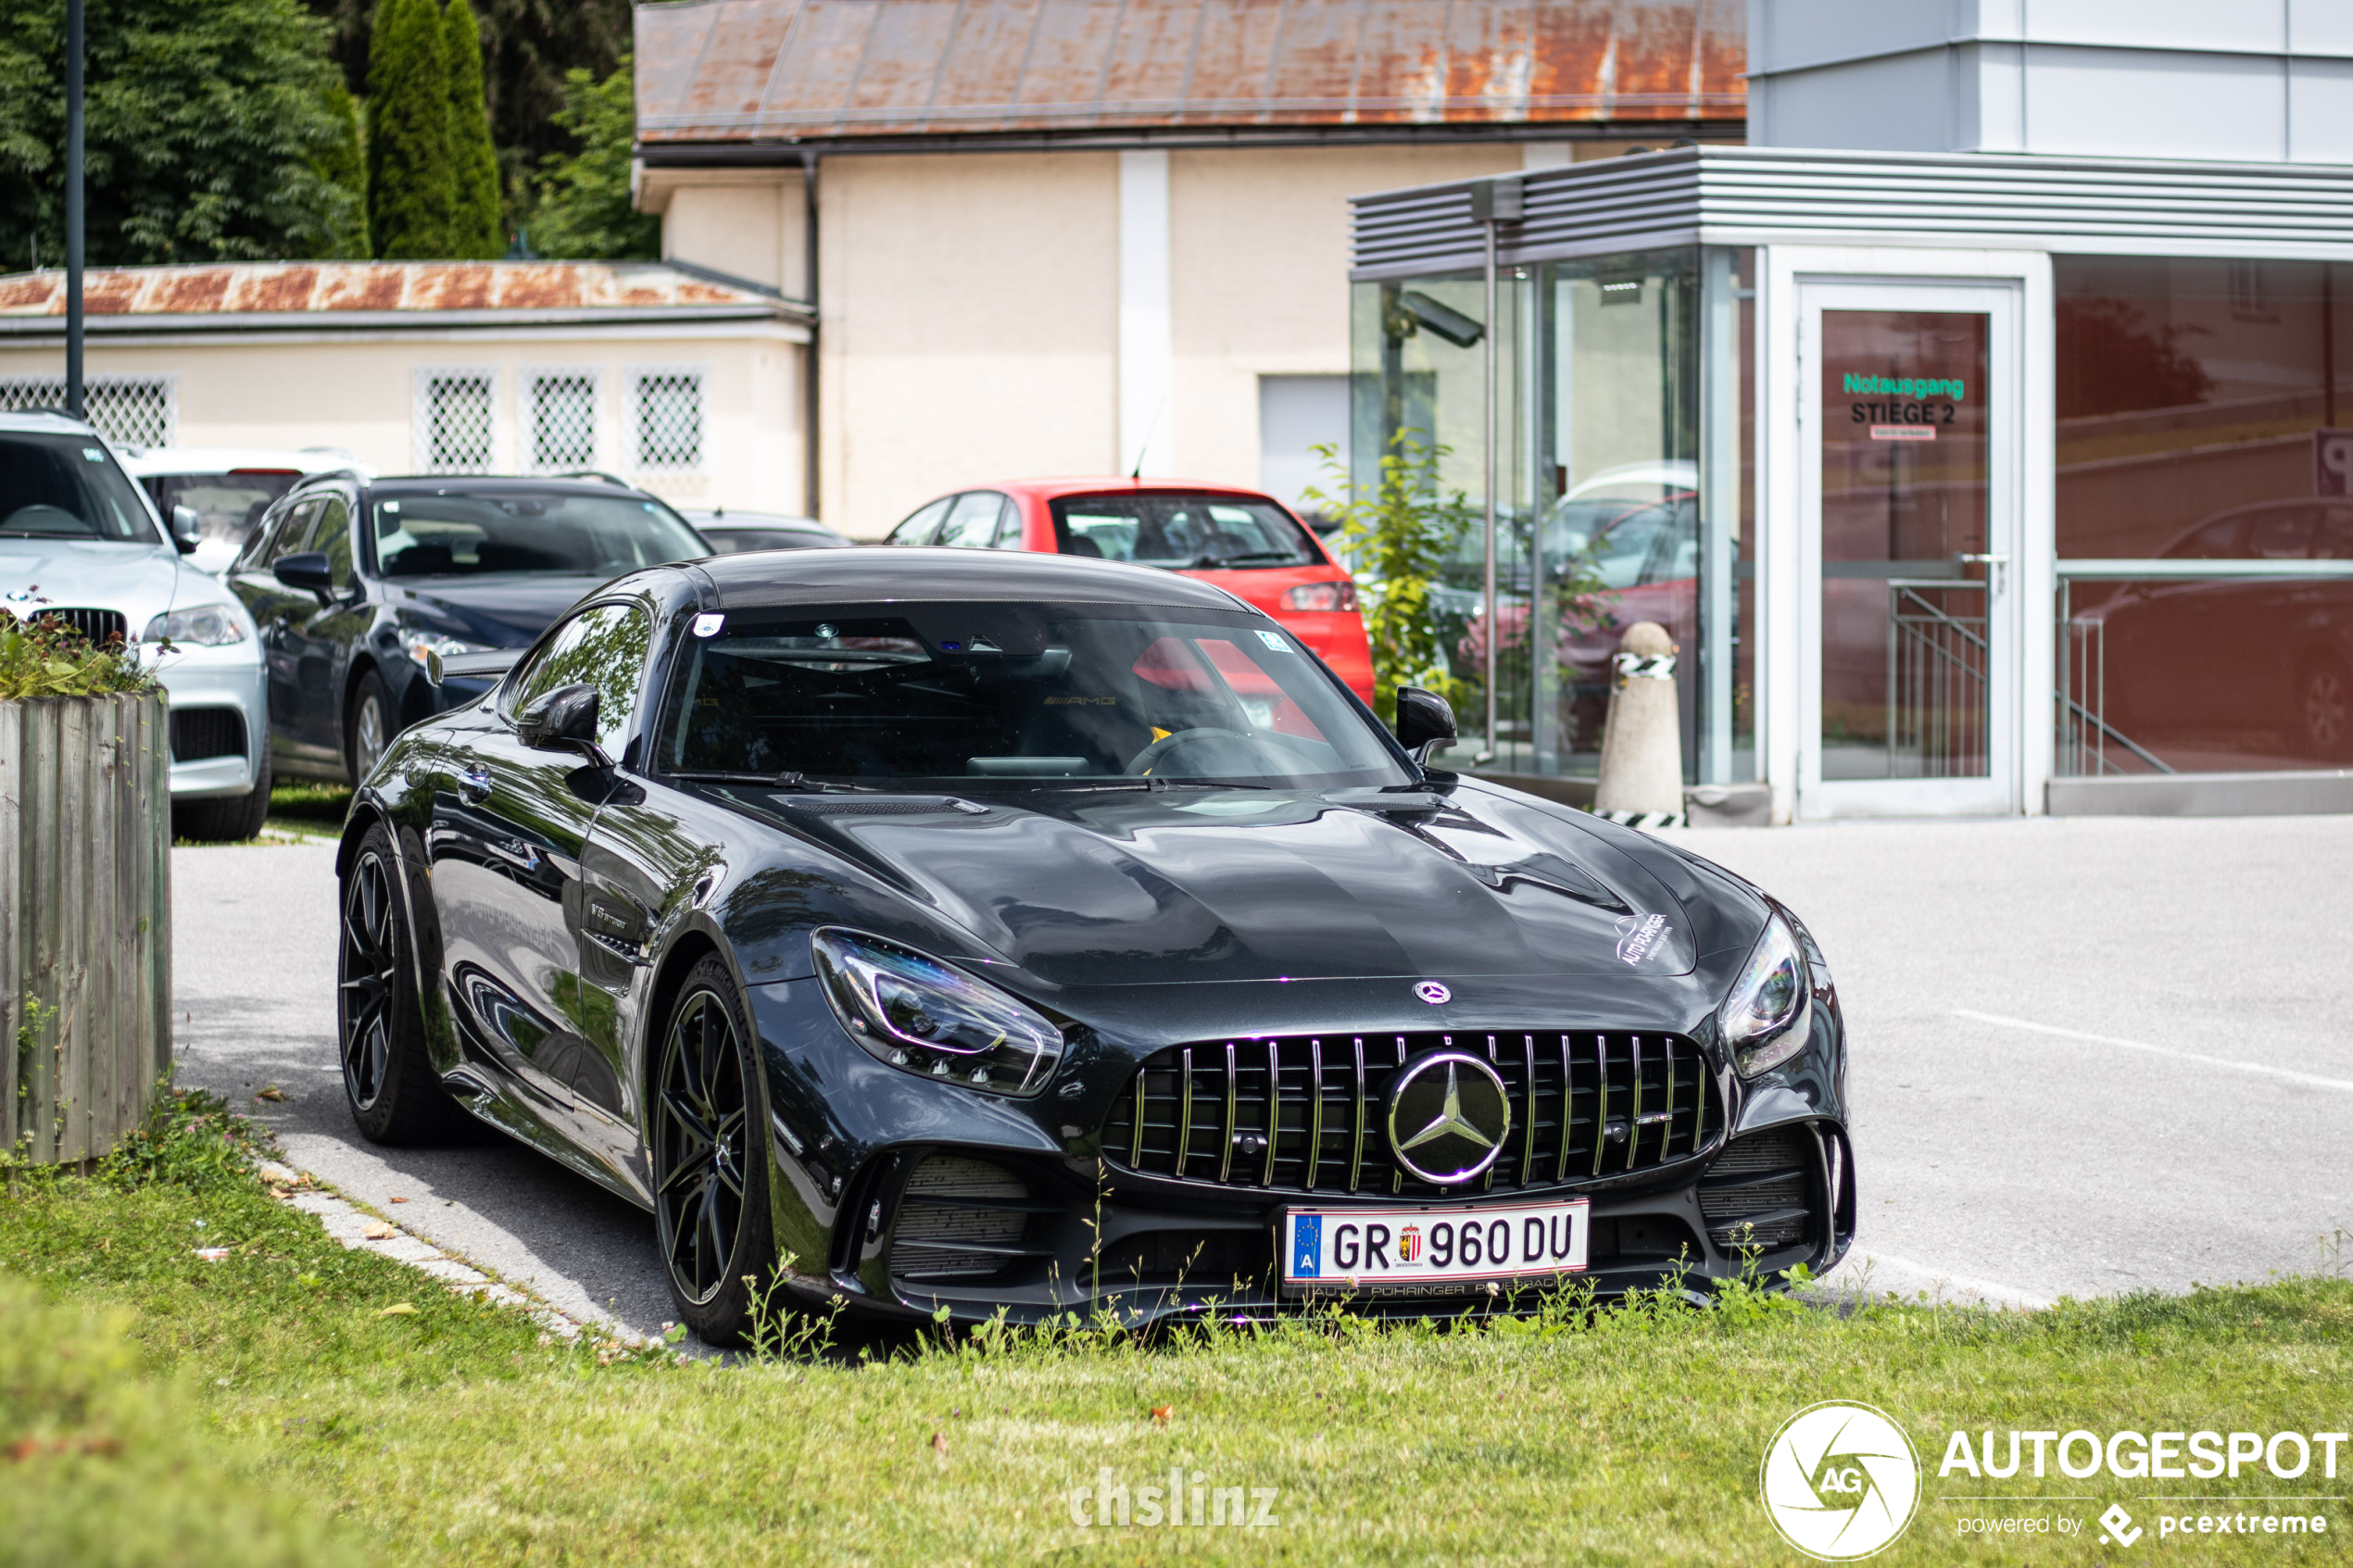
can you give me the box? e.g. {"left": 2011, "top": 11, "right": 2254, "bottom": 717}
{"left": 1279, "top": 1198, "right": 1589, "bottom": 1296}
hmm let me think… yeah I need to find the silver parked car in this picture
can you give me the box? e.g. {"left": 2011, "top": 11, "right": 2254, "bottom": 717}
{"left": 0, "top": 411, "right": 271, "bottom": 839}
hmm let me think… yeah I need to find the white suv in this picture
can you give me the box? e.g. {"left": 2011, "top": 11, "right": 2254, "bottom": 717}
{"left": 0, "top": 412, "right": 271, "bottom": 839}
{"left": 117, "top": 445, "right": 373, "bottom": 575}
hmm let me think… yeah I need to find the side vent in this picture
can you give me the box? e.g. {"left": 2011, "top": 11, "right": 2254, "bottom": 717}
{"left": 1697, "top": 1126, "right": 1814, "bottom": 1251}
{"left": 887, "top": 1156, "right": 1050, "bottom": 1283}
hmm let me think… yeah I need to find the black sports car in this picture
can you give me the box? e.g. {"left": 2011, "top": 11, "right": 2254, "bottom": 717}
{"left": 337, "top": 546, "right": 1854, "bottom": 1344}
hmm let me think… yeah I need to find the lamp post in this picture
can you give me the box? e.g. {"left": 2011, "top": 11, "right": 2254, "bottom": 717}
{"left": 65, "top": 0, "right": 84, "bottom": 420}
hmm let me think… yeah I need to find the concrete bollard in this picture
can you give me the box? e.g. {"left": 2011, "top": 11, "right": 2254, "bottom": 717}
{"left": 1592, "top": 621, "right": 1684, "bottom": 829}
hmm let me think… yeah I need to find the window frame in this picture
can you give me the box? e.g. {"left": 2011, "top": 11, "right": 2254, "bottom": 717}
{"left": 412, "top": 366, "right": 502, "bottom": 475}
{"left": 522, "top": 365, "right": 604, "bottom": 473}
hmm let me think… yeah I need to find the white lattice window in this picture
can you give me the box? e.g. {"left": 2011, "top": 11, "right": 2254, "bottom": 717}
{"left": 0, "top": 374, "right": 176, "bottom": 448}
{"left": 526, "top": 369, "right": 600, "bottom": 471}
{"left": 630, "top": 367, "right": 705, "bottom": 471}
{"left": 413, "top": 368, "right": 497, "bottom": 474}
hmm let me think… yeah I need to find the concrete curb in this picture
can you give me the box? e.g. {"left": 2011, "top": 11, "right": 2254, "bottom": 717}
{"left": 260, "top": 1159, "right": 585, "bottom": 1340}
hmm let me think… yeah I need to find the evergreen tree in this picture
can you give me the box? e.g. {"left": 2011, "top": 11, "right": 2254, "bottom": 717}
{"left": 314, "top": 83, "right": 370, "bottom": 257}
{"left": 530, "top": 56, "right": 656, "bottom": 260}
{"left": 366, "top": 0, "right": 453, "bottom": 258}
{"left": 443, "top": 0, "right": 502, "bottom": 258}
{"left": 0, "top": 0, "right": 362, "bottom": 266}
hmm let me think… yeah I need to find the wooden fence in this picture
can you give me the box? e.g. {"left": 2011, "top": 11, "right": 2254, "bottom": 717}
{"left": 0, "top": 691, "right": 173, "bottom": 1166}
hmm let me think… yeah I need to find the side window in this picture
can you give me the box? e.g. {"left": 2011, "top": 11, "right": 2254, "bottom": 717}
{"left": 264, "top": 499, "right": 323, "bottom": 567}
{"left": 935, "top": 490, "right": 1008, "bottom": 549}
{"left": 989, "top": 495, "right": 1026, "bottom": 549}
{"left": 313, "top": 495, "right": 357, "bottom": 590}
{"left": 887, "top": 495, "right": 953, "bottom": 546}
{"left": 508, "top": 602, "right": 653, "bottom": 754}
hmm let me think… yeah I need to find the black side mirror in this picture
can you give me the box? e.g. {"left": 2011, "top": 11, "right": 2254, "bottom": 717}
{"left": 516, "top": 682, "right": 610, "bottom": 768}
{"left": 1393, "top": 685, "right": 1457, "bottom": 763}
{"left": 170, "top": 504, "right": 202, "bottom": 555}
{"left": 272, "top": 551, "right": 334, "bottom": 599}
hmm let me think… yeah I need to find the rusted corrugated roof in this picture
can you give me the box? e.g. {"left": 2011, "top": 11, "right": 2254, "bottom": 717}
{"left": 635, "top": 0, "right": 1744, "bottom": 144}
{"left": 0, "top": 260, "right": 770, "bottom": 318}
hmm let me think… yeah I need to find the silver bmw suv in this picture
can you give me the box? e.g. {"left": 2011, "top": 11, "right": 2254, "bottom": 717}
{"left": 0, "top": 409, "right": 271, "bottom": 839}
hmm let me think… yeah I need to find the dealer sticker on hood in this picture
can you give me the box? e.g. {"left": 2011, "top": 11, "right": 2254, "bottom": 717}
{"left": 1614, "top": 912, "right": 1670, "bottom": 966}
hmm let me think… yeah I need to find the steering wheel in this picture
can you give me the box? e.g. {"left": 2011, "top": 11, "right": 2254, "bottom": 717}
{"left": 1126, "top": 726, "right": 1264, "bottom": 778}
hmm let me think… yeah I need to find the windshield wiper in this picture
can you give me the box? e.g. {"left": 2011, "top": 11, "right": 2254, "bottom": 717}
{"left": 666, "top": 770, "right": 854, "bottom": 793}
{"left": 1145, "top": 777, "right": 1271, "bottom": 790}
{"left": 1180, "top": 550, "right": 1299, "bottom": 569}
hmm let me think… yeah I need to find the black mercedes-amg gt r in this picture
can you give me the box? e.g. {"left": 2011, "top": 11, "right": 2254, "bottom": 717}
{"left": 335, "top": 546, "right": 1854, "bottom": 1344}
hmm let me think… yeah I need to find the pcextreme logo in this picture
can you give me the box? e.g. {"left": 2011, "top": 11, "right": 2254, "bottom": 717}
{"left": 1761, "top": 1401, "right": 1923, "bottom": 1561}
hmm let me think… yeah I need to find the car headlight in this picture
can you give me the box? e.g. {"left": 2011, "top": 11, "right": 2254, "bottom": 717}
{"left": 142, "top": 606, "right": 247, "bottom": 646}
{"left": 812, "top": 928, "right": 1063, "bottom": 1097}
{"left": 402, "top": 631, "right": 490, "bottom": 668}
{"left": 1722, "top": 914, "right": 1812, "bottom": 1078}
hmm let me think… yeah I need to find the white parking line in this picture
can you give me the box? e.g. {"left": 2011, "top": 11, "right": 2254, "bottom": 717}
{"left": 1954, "top": 1010, "right": 2353, "bottom": 1094}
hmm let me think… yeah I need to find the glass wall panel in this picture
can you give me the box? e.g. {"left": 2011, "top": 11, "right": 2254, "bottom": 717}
{"left": 2056, "top": 257, "right": 2353, "bottom": 771}
{"left": 1350, "top": 245, "right": 1752, "bottom": 784}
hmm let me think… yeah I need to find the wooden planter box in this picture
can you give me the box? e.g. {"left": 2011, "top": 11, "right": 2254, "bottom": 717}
{"left": 0, "top": 691, "right": 172, "bottom": 1166}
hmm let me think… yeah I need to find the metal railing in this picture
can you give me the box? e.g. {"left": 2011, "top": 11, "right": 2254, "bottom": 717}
{"left": 2053, "top": 559, "right": 2353, "bottom": 777}
{"left": 1886, "top": 581, "right": 1989, "bottom": 778}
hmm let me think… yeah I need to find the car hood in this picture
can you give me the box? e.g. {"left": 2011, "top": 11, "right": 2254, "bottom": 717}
{"left": 769, "top": 782, "right": 1707, "bottom": 986}
{"left": 0, "top": 537, "right": 232, "bottom": 627}
{"left": 389, "top": 574, "right": 610, "bottom": 645}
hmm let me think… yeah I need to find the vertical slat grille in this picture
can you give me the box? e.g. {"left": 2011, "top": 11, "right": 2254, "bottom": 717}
{"left": 1101, "top": 1030, "right": 1717, "bottom": 1197}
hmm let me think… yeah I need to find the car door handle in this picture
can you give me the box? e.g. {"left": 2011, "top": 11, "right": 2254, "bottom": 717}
{"left": 458, "top": 768, "right": 492, "bottom": 803}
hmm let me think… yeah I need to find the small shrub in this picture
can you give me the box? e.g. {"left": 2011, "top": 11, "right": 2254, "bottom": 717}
{"left": 0, "top": 616, "right": 156, "bottom": 701}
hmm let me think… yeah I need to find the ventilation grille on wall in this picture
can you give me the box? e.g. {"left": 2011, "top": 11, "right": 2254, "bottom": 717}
{"left": 0, "top": 376, "right": 175, "bottom": 448}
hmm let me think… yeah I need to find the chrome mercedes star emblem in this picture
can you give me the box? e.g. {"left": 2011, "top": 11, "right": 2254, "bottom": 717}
{"left": 1414, "top": 980, "right": 1450, "bottom": 1005}
{"left": 1385, "top": 1052, "right": 1511, "bottom": 1185}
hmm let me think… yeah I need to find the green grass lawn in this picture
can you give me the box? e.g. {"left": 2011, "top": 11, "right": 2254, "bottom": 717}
{"left": 262, "top": 780, "right": 352, "bottom": 843}
{"left": 5, "top": 1098, "right": 2348, "bottom": 1565}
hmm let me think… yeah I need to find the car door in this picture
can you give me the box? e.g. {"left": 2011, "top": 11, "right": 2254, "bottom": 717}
{"left": 426, "top": 600, "right": 653, "bottom": 1156}
{"left": 279, "top": 489, "right": 368, "bottom": 763}
{"left": 228, "top": 497, "right": 322, "bottom": 768}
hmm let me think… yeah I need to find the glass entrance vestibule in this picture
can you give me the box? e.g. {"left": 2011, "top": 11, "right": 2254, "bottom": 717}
{"left": 1348, "top": 147, "right": 2353, "bottom": 821}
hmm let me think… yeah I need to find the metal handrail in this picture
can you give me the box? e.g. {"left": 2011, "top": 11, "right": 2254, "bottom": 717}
{"left": 2057, "top": 558, "right": 2353, "bottom": 580}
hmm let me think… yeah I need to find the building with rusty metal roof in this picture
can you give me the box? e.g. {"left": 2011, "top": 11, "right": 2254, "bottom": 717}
{"left": 0, "top": 260, "right": 809, "bottom": 506}
{"left": 629, "top": 0, "right": 1744, "bottom": 533}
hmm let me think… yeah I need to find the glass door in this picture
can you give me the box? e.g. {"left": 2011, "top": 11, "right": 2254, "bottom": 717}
{"left": 1799, "top": 281, "right": 2020, "bottom": 815}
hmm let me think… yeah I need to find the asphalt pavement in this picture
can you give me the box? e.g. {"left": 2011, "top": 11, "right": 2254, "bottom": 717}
{"left": 171, "top": 813, "right": 2353, "bottom": 1335}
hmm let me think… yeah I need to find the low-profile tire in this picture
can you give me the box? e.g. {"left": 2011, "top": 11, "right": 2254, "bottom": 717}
{"left": 338, "top": 822, "right": 465, "bottom": 1145}
{"left": 2298, "top": 655, "right": 2353, "bottom": 763}
{"left": 651, "top": 955, "right": 776, "bottom": 1346}
{"left": 346, "top": 670, "right": 395, "bottom": 787}
{"left": 170, "top": 743, "right": 272, "bottom": 843}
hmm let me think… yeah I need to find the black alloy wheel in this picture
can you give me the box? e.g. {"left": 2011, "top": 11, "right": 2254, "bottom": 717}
{"left": 347, "top": 670, "right": 395, "bottom": 786}
{"left": 337, "top": 823, "right": 463, "bottom": 1144}
{"left": 652, "top": 955, "right": 775, "bottom": 1344}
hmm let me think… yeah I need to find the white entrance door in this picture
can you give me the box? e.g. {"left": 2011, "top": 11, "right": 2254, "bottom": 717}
{"left": 1798, "top": 279, "right": 2022, "bottom": 816}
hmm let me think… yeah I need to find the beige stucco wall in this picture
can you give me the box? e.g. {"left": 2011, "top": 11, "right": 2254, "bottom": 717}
{"left": 1165, "top": 144, "right": 1531, "bottom": 496}
{"left": 0, "top": 331, "right": 805, "bottom": 512}
{"left": 648, "top": 141, "right": 1728, "bottom": 538}
{"left": 648, "top": 168, "right": 810, "bottom": 299}
{"left": 816, "top": 152, "right": 1120, "bottom": 537}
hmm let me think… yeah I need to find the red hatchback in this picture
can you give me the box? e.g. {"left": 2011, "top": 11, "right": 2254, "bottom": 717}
{"left": 881, "top": 478, "right": 1376, "bottom": 704}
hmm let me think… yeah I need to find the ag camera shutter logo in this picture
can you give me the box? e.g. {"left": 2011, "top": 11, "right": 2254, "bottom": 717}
{"left": 1760, "top": 1401, "right": 1921, "bottom": 1560}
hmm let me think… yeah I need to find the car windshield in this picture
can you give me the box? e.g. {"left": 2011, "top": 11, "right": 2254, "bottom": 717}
{"left": 0, "top": 433, "right": 158, "bottom": 543}
{"left": 1051, "top": 493, "right": 1317, "bottom": 570}
{"left": 702, "top": 527, "right": 850, "bottom": 554}
{"left": 663, "top": 603, "right": 1409, "bottom": 788}
{"left": 371, "top": 491, "right": 707, "bottom": 578}
{"left": 142, "top": 470, "right": 300, "bottom": 554}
